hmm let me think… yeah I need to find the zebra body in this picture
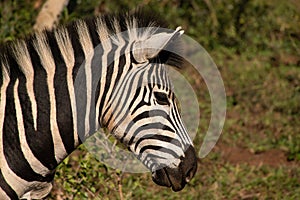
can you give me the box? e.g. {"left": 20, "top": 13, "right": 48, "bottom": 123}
{"left": 0, "top": 12, "right": 197, "bottom": 199}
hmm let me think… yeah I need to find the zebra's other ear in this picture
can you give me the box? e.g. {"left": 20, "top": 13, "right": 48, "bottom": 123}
{"left": 133, "top": 26, "right": 184, "bottom": 63}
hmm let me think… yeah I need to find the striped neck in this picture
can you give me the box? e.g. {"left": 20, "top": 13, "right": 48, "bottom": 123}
{"left": 0, "top": 15, "right": 150, "bottom": 169}
{"left": 54, "top": 16, "right": 157, "bottom": 160}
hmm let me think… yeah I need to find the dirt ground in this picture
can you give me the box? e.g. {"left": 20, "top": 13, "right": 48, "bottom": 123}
{"left": 215, "top": 143, "right": 299, "bottom": 167}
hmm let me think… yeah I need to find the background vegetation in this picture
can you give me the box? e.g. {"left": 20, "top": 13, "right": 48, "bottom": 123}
{"left": 0, "top": 0, "right": 299, "bottom": 199}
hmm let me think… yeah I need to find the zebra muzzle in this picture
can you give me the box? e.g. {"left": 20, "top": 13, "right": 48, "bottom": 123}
{"left": 151, "top": 146, "right": 197, "bottom": 191}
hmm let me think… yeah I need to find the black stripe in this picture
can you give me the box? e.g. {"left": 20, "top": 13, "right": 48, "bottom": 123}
{"left": 88, "top": 17, "right": 103, "bottom": 132}
{"left": 95, "top": 79, "right": 101, "bottom": 126}
{"left": 104, "top": 53, "right": 126, "bottom": 104}
{"left": 17, "top": 71, "right": 53, "bottom": 171}
{"left": 3, "top": 79, "right": 53, "bottom": 181}
{"left": 90, "top": 52, "right": 102, "bottom": 134}
{"left": 74, "top": 58, "right": 87, "bottom": 140}
{"left": 132, "top": 110, "right": 150, "bottom": 123}
{"left": 109, "top": 31, "right": 130, "bottom": 94}
{"left": 138, "top": 145, "right": 179, "bottom": 159}
{"left": 122, "top": 67, "right": 146, "bottom": 112}
{"left": 83, "top": 18, "right": 103, "bottom": 134}
{"left": 145, "top": 153, "right": 167, "bottom": 161}
{"left": 86, "top": 17, "right": 101, "bottom": 48}
{"left": 46, "top": 31, "right": 75, "bottom": 154}
{"left": 115, "top": 50, "right": 127, "bottom": 81}
{"left": 103, "top": 66, "right": 144, "bottom": 127}
{"left": 127, "top": 122, "right": 174, "bottom": 146}
{"left": 98, "top": 15, "right": 130, "bottom": 108}
{"left": 27, "top": 39, "right": 57, "bottom": 169}
{"left": 130, "top": 89, "right": 149, "bottom": 115}
{"left": 134, "top": 134, "right": 181, "bottom": 152}
{"left": 155, "top": 63, "right": 162, "bottom": 89}
{"left": 0, "top": 60, "right": 4, "bottom": 87}
{"left": 67, "top": 22, "right": 85, "bottom": 81}
{"left": 162, "top": 65, "right": 167, "bottom": 91}
{"left": 0, "top": 169, "right": 18, "bottom": 199}
{"left": 98, "top": 45, "right": 115, "bottom": 117}
{"left": 89, "top": 22, "right": 103, "bottom": 134}
{"left": 68, "top": 23, "right": 87, "bottom": 140}
{"left": 109, "top": 70, "right": 136, "bottom": 118}
{"left": 128, "top": 84, "right": 141, "bottom": 112}
{"left": 133, "top": 109, "right": 169, "bottom": 123}
{"left": 170, "top": 106, "right": 185, "bottom": 143}
{"left": 144, "top": 153, "right": 169, "bottom": 169}
{"left": 119, "top": 99, "right": 150, "bottom": 143}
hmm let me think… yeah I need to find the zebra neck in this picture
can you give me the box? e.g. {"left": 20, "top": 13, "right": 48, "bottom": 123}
{"left": 71, "top": 19, "right": 132, "bottom": 144}
{"left": 0, "top": 16, "right": 133, "bottom": 169}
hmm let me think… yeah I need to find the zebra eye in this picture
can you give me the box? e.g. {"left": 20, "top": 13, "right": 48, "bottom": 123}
{"left": 154, "top": 92, "right": 169, "bottom": 105}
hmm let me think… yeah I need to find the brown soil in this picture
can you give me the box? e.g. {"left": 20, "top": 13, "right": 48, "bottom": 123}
{"left": 215, "top": 143, "right": 299, "bottom": 167}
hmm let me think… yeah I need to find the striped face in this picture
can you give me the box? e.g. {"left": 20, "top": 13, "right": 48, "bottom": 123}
{"left": 101, "top": 28, "right": 197, "bottom": 191}
{"left": 102, "top": 62, "right": 197, "bottom": 191}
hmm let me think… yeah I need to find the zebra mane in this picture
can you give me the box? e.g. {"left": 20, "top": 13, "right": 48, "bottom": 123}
{"left": 0, "top": 10, "right": 183, "bottom": 84}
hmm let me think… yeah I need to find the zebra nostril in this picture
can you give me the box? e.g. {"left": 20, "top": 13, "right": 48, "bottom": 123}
{"left": 182, "top": 146, "right": 197, "bottom": 183}
{"left": 185, "top": 165, "right": 196, "bottom": 183}
{"left": 180, "top": 155, "right": 184, "bottom": 161}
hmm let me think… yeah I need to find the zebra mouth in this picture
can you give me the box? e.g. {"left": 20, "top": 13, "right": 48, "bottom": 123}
{"left": 151, "top": 146, "right": 197, "bottom": 191}
{"left": 152, "top": 167, "right": 185, "bottom": 191}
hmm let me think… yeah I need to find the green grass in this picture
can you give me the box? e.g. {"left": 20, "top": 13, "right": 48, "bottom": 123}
{"left": 1, "top": 0, "right": 299, "bottom": 199}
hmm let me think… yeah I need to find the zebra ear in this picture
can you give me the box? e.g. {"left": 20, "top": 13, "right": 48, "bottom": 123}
{"left": 133, "top": 26, "right": 184, "bottom": 63}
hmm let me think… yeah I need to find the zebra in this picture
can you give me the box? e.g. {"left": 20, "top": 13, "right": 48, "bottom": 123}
{"left": 0, "top": 11, "right": 197, "bottom": 199}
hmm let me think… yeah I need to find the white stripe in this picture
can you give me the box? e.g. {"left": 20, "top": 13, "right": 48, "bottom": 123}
{"left": 127, "top": 128, "right": 177, "bottom": 149}
{"left": 102, "top": 19, "right": 124, "bottom": 113}
{"left": 0, "top": 62, "right": 24, "bottom": 198}
{"left": 54, "top": 28, "right": 78, "bottom": 146}
{"left": 13, "top": 79, "right": 49, "bottom": 176}
{"left": 171, "top": 107, "right": 191, "bottom": 145}
{"left": 95, "top": 18, "right": 112, "bottom": 125}
{"left": 125, "top": 18, "right": 138, "bottom": 41}
{"left": 33, "top": 32, "right": 67, "bottom": 162}
{"left": 143, "top": 83, "right": 150, "bottom": 103}
{"left": 113, "top": 17, "right": 132, "bottom": 80}
{"left": 12, "top": 41, "right": 38, "bottom": 131}
{"left": 136, "top": 140, "right": 183, "bottom": 157}
{"left": 0, "top": 162, "right": 26, "bottom": 198}
{"left": 118, "top": 69, "right": 146, "bottom": 117}
{"left": 0, "top": 63, "right": 10, "bottom": 199}
{"left": 122, "top": 115, "right": 176, "bottom": 144}
{"left": 0, "top": 61, "right": 10, "bottom": 166}
{"left": 138, "top": 143, "right": 182, "bottom": 167}
{"left": 0, "top": 157, "right": 51, "bottom": 200}
{"left": 106, "top": 68, "right": 142, "bottom": 130}
{"left": 76, "top": 20, "right": 94, "bottom": 138}
{"left": 0, "top": 187, "right": 10, "bottom": 199}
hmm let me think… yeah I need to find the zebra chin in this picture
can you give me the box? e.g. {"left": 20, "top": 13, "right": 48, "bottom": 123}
{"left": 151, "top": 146, "right": 197, "bottom": 192}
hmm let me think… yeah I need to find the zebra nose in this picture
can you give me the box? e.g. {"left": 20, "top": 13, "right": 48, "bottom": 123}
{"left": 181, "top": 145, "right": 197, "bottom": 183}
{"left": 151, "top": 145, "right": 197, "bottom": 191}
{"left": 184, "top": 159, "right": 197, "bottom": 183}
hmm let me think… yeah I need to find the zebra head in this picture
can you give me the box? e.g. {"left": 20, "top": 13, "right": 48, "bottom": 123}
{"left": 101, "top": 26, "right": 197, "bottom": 191}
